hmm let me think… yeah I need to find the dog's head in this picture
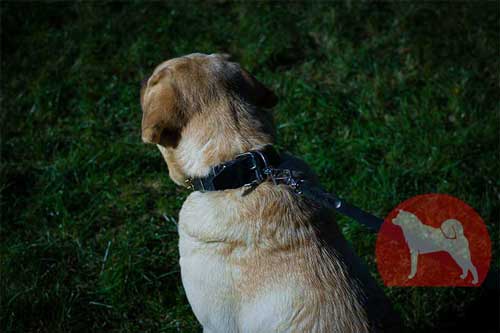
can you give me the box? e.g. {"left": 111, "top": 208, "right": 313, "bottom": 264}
{"left": 392, "top": 209, "right": 417, "bottom": 227}
{"left": 140, "top": 53, "right": 277, "bottom": 147}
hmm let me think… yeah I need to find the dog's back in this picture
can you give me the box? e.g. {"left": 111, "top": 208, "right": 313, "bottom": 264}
{"left": 396, "top": 212, "right": 468, "bottom": 254}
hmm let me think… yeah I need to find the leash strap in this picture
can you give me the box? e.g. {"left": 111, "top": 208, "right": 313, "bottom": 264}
{"left": 263, "top": 168, "right": 383, "bottom": 232}
{"left": 298, "top": 182, "right": 383, "bottom": 232}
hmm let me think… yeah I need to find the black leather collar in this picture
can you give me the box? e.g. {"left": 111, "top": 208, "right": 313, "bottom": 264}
{"left": 185, "top": 145, "right": 281, "bottom": 192}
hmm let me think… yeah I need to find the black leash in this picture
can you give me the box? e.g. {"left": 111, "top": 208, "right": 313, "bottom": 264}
{"left": 260, "top": 167, "right": 383, "bottom": 231}
{"left": 295, "top": 183, "right": 383, "bottom": 232}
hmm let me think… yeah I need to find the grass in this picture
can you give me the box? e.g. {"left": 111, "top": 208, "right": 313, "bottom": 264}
{"left": 1, "top": 2, "right": 499, "bottom": 332}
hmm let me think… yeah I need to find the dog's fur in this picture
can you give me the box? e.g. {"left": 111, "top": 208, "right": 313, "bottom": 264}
{"left": 141, "top": 53, "right": 399, "bottom": 332}
{"left": 392, "top": 209, "right": 478, "bottom": 284}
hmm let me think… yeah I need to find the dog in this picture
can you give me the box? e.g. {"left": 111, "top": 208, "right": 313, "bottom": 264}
{"left": 141, "top": 53, "right": 400, "bottom": 332}
{"left": 392, "top": 209, "right": 478, "bottom": 284}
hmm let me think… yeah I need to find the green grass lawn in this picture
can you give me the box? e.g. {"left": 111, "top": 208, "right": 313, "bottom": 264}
{"left": 1, "top": 2, "right": 498, "bottom": 332}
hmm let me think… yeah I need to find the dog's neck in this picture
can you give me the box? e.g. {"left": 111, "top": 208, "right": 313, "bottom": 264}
{"left": 158, "top": 108, "right": 273, "bottom": 185}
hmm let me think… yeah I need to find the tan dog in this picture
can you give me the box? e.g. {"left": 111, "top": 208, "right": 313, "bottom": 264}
{"left": 141, "top": 53, "right": 399, "bottom": 332}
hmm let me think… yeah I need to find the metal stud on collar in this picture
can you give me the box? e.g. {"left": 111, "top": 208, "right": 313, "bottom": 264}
{"left": 184, "top": 178, "right": 194, "bottom": 190}
{"left": 263, "top": 167, "right": 304, "bottom": 194}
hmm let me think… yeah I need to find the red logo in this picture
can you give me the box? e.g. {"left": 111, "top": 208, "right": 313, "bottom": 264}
{"left": 376, "top": 194, "right": 491, "bottom": 286}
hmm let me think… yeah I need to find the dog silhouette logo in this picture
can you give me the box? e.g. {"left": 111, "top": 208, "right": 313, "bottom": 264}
{"left": 376, "top": 194, "right": 491, "bottom": 286}
{"left": 392, "top": 210, "right": 478, "bottom": 284}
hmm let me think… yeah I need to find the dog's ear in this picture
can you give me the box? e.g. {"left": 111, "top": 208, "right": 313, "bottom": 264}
{"left": 141, "top": 70, "right": 184, "bottom": 148}
{"left": 239, "top": 69, "right": 278, "bottom": 109}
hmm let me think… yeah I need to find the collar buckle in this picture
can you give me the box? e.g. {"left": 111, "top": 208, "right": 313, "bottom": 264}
{"left": 184, "top": 178, "right": 194, "bottom": 190}
{"left": 235, "top": 149, "right": 271, "bottom": 188}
